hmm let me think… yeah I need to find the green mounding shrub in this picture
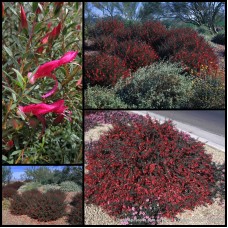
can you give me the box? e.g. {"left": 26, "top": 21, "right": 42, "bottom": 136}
{"left": 189, "top": 76, "right": 225, "bottom": 109}
{"left": 115, "top": 61, "right": 192, "bottom": 109}
{"left": 42, "top": 184, "right": 61, "bottom": 192}
{"left": 18, "top": 181, "right": 42, "bottom": 192}
{"left": 211, "top": 33, "right": 225, "bottom": 45}
{"left": 60, "top": 181, "right": 82, "bottom": 193}
{"left": 85, "top": 85, "right": 128, "bottom": 109}
{"left": 2, "top": 186, "right": 17, "bottom": 199}
{"left": 68, "top": 193, "right": 83, "bottom": 225}
{"left": 196, "top": 25, "right": 212, "bottom": 35}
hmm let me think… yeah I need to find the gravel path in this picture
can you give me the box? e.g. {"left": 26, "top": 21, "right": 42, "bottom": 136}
{"left": 84, "top": 123, "right": 225, "bottom": 225}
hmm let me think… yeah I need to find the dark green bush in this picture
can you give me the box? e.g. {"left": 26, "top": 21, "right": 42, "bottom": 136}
{"left": 85, "top": 85, "right": 128, "bottom": 109}
{"left": 211, "top": 33, "right": 225, "bottom": 45}
{"left": 189, "top": 76, "right": 225, "bottom": 109}
{"left": 115, "top": 62, "right": 192, "bottom": 109}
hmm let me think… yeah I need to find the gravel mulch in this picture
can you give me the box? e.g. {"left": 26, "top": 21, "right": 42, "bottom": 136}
{"left": 84, "top": 123, "right": 225, "bottom": 226}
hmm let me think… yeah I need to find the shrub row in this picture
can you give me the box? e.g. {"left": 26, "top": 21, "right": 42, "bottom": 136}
{"left": 85, "top": 62, "right": 225, "bottom": 109}
{"left": 86, "top": 18, "right": 219, "bottom": 88}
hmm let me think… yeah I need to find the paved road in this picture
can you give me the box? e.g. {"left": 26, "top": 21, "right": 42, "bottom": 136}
{"left": 150, "top": 111, "right": 225, "bottom": 137}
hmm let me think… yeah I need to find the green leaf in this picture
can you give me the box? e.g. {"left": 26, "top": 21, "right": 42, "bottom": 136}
{"left": 3, "top": 85, "right": 17, "bottom": 95}
{"left": 12, "top": 68, "right": 25, "bottom": 89}
{"left": 32, "top": 2, "right": 38, "bottom": 12}
{"left": 12, "top": 93, "right": 17, "bottom": 102}
{"left": 75, "top": 2, "right": 79, "bottom": 11}
{"left": 10, "top": 103, "right": 17, "bottom": 110}
{"left": 2, "top": 155, "right": 8, "bottom": 161}
{"left": 10, "top": 150, "right": 22, "bottom": 156}
{"left": 26, "top": 96, "right": 42, "bottom": 104}
{"left": 3, "top": 45, "right": 13, "bottom": 57}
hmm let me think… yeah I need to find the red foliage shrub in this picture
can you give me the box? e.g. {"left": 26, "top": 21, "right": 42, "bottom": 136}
{"left": 116, "top": 40, "right": 159, "bottom": 72}
{"left": 68, "top": 193, "right": 83, "bottom": 225}
{"left": 7, "top": 181, "right": 24, "bottom": 190}
{"left": 158, "top": 28, "right": 219, "bottom": 74}
{"left": 10, "top": 189, "right": 66, "bottom": 221}
{"left": 94, "top": 19, "right": 125, "bottom": 36}
{"left": 85, "top": 114, "right": 215, "bottom": 219}
{"left": 10, "top": 194, "right": 27, "bottom": 215}
{"left": 2, "top": 186, "right": 17, "bottom": 199}
{"left": 93, "top": 35, "right": 118, "bottom": 54}
{"left": 26, "top": 191, "right": 66, "bottom": 222}
{"left": 140, "top": 21, "right": 168, "bottom": 48}
{"left": 85, "top": 53, "right": 131, "bottom": 87}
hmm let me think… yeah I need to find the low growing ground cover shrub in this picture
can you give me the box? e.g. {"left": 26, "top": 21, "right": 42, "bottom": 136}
{"left": 42, "top": 184, "right": 61, "bottom": 192}
{"left": 2, "top": 198, "right": 11, "bottom": 210}
{"left": 60, "top": 181, "right": 82, "bottom": 193}
{"left": 115, "top": 62, "right": 192, "bottom": 109}
{"left": 68, "top": 193, "right": 83, "bottom": 225}
{"left": 85, "top": 114, "right": 215, "bottom": 220}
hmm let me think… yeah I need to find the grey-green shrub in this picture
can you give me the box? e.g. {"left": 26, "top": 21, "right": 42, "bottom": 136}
{"left": 60, "top": 181, "right": 82, "bottom": 193}
{"left": 189, "top": 76, "right": 225, "bottom": 109}
{"left": 42, "top": 184, "right": 61, "bottom": 192}
{"left": 18, "top": 182, "right": 42, "bottom": 192}
{"left": 85, "top": 85, "right": 128, "bottom": 109}
{"left": 115, "top": 61, "right": 192, "bottom": 109}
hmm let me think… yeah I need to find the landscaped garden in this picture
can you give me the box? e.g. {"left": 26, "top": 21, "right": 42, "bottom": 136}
{"left": 2, "top": 2, "right": 82, "bottom": 164}
{"left": 2, "top": 166, "right": 83, "bottom": 225}
{"left": 84, "top": 111, "right": 225, "bottom": 225}
{"left": 84, "top": 3, "right": 225, "bottom": 109}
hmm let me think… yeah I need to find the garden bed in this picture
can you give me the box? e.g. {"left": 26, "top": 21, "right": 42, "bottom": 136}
{"left": 84, "top": 112, "right": 225, "bottom": 225}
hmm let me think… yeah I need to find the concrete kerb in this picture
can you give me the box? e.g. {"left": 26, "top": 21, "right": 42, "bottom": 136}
{"left": 130, "top": 111, "right": 225, "bottom": 152}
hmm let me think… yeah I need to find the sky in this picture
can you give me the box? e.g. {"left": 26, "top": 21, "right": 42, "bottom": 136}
{"left": 3, "top": 166, "right": 71, "bottom": 181}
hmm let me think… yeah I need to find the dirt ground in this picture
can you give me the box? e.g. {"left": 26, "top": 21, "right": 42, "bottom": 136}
{"left": 84, "top": 123, "right": 225, "bottom": 225}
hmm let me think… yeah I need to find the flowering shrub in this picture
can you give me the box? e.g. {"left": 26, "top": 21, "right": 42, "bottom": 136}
{"left": 85, "top": 114, "right": 215, "bottom": 219}
{"left": 93, "top": 18, "right": 125, "bottom": 37}
{"left": 121, "top": 199, "right": 162, "bottom": 225}
{"left": 158, "top": 28, "right": 219, "bottom": 74}
{"left": 85, "top": 54, "right": 131, "bottom": 87}
{"left": 115, "top": 40, "right": 159, "bottom": 72}
{"left": 2, "top": 2, "right": 82, "bottom": 164}
{"left": 6, "top": 181, "right": 24, "bottom": 190}
{"left": 140, "top": 21, "right": 168, "bottom": 49}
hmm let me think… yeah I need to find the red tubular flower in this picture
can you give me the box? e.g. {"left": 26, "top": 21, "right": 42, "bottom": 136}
{"left": 28, "top": 51, "right": 78, "bottom": 98}
{"left": 49, "top": 22, "right": 62, "bottom": 40}
{"left": 2, "top": 2, "right": 5, "bottom": 18}
{"left": 20, "top": 5, "right": 28, "bottom": 30}
{"left": 17, "top": 99, "right": 71, "bottom": 134}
